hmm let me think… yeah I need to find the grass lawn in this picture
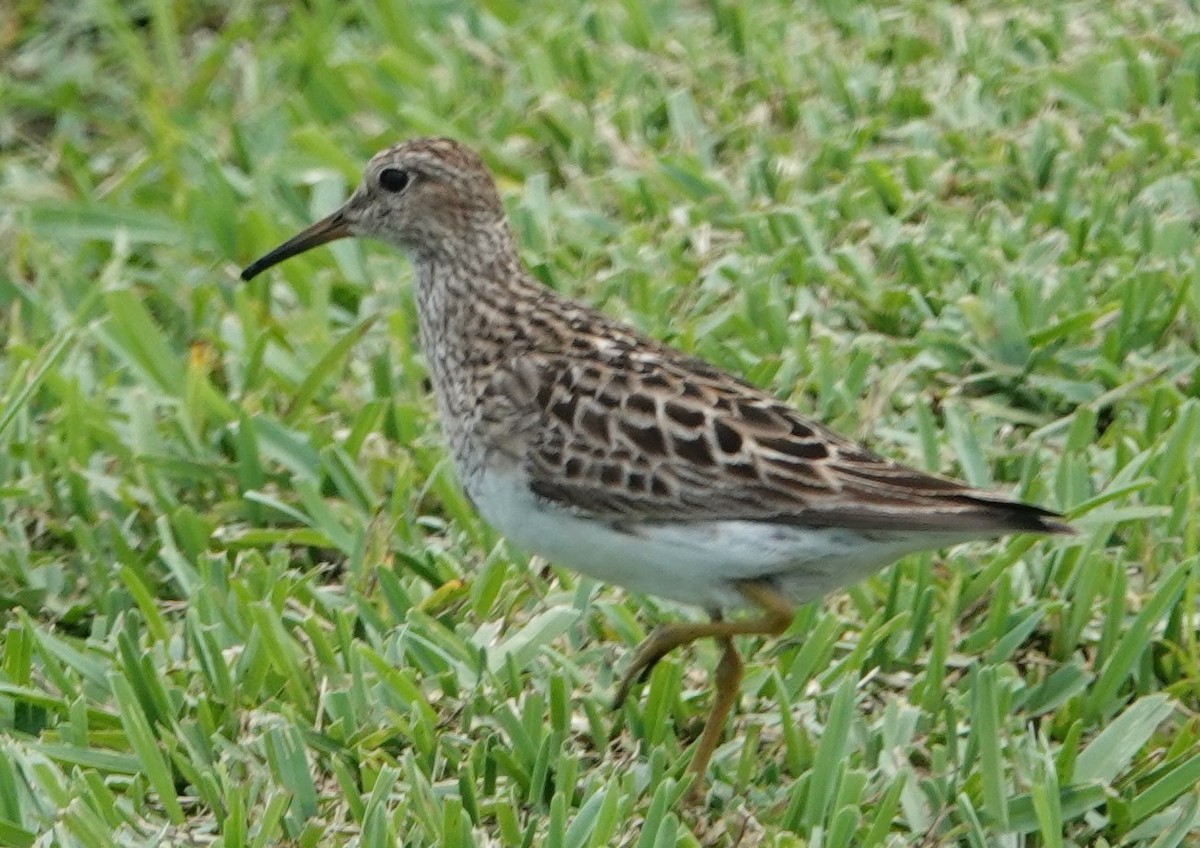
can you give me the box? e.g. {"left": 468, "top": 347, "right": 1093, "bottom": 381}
{"left": 2, "top": 0, "right": 1199, "bottom": 844}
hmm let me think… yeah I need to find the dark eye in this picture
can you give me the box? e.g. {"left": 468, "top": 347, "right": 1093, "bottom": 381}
{"left": 379, "top": 167, "right": 410, "bottom": 193}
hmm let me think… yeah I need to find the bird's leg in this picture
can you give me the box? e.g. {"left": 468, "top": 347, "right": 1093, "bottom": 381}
{"left": 684, "top": 633, "right": 743, "bottom": 798}
{"left": 611, "top": 580, "right": 794, "bottom": 710}
{"left": 611, "top": 580, "right": 794, "bottom": 792}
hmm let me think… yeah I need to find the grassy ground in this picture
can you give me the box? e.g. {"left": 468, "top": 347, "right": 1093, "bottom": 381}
{"left": 2, "top": 0, "right": 1199, "bottom": 845}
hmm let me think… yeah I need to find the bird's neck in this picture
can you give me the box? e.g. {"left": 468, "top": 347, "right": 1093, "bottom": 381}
{"left": 408, "top": 228, "right": 535, "bottom": 389}
{"left": 405, "top": 229, "right": 541, "bottom": 471}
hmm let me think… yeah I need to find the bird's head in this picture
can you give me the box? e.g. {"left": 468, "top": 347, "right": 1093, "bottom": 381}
{"left": 241, "top": 137, "right": 505, "bottom": 280}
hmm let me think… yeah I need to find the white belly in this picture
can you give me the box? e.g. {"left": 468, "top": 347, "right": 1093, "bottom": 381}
{"left": 467, "top": 466, "right": 968, "bottom": 610}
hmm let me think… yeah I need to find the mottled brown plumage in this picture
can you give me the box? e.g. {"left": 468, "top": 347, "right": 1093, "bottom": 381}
{"left": 242, "top": 137, "right": 1072, "bottom": 798}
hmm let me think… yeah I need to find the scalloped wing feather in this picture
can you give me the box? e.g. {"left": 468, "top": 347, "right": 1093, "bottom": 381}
{"left": 498, "top": 329, "right": 1069, "bottom": 537}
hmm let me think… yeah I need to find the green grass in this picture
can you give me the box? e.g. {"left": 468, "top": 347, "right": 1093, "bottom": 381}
{"left": 2, "top": 0, "right": 1199, "bottom": 844}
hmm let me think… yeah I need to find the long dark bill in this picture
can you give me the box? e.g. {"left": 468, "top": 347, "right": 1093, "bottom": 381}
{"left": 240, "top": 210, "right": 352, "bottom": 281}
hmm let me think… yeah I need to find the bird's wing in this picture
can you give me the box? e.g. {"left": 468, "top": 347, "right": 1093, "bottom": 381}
{"left": 499, "top": 333, "right": 1068, "bottom": 536}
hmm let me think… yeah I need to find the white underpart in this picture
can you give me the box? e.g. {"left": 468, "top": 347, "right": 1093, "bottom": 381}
{"left": 468, "top": 465, "right": 978, "bottom": 610}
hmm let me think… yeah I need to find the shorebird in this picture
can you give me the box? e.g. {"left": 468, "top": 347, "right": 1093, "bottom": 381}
{"left": 241, "top": 137, "right": 1072, "bottom": 795}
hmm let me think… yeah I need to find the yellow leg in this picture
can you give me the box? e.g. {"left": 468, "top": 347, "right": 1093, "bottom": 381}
{"left": 611, "top": 581, "right": 794, "bottom": 791}
{"left": 684, "top": 635, "right": 742, "bottom": 799}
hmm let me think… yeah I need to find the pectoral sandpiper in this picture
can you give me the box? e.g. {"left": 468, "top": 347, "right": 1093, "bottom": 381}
{"left": 241, "top": 137, "right": 1072, "bottom": 796}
